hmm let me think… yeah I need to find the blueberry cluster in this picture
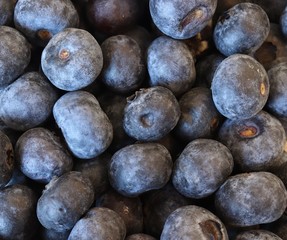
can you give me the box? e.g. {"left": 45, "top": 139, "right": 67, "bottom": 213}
{"left": 1, "top": 0, "right": 287, "bottom": 239}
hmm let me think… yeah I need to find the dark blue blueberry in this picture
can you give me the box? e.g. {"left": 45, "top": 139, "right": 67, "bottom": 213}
{"left": 0, "top": 71, "right": 58, "bottom": 131}
{"left": 41, "top": 28, "right": 103, "bottom": 91}
{"left": 281, "top": 6, "right": 287, "bottom": 38}
{"left": 147, "top": 35, "right": 196, "bottom": 96}
{"left": 14, "top": 0, "right": 79, "bottom": 46}
{"left": 53, "top": 91, "right": 113, "bottom": 159}
{"left": 213, "top": 3, "right": 270, "bottom": 56}
{"left": 149, "top": 0, "right": 217, "bottom": 39}
{"left": 0, "top": 0, "right": 16, "bottom": 26}
{"left": 211, "top": 54, "right": 269, "bottom": 120}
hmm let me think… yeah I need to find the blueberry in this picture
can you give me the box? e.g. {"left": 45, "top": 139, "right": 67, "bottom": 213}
{"left": 0, "top": 184, "right": 39, "bottom": 240}
{"left": 68, "top": 207, "right": 126, "bottom": 240}
{"left": 149, "top": 0, "right": 218, "bottom": 39}
{"left": 0, "top": 71, "right": 58, "bottom": 131}
{"left": 211, "top": 54, "right": 269, "bottom": 120}
{"left": 15, "top": 127, "right": 73, "bottom": 184}
{"left": 234, "top": 229, "right": 283, "bottom": 240}
{"left": 172, "top": 138, "right": 234, "bottom": 199}
{"left": 14, "top": 0, "right": 79, "bottom": 46}
{"left": 266, "top": 62, "right": 287, "bottom": 118}
{"left": 160, "top": 205, "right": 229, "bottom": 240}
{"left": 147, "top": 35, "right": 196, "bottom": 96}
{"left": 0, "top": 0, "right": 16, "bottom": 26}
{"left": 126, "top": 233, "right": 157, "bottom": 240}
{"left": 109, "top": 143, "right": 173, "bottom": 197}
{"left": 123, "top": 86, "right": 180, "bottom": 141}
{"left": 96, "top": 189, "right": 143, "bottom": 235}
{"left": 40, "top": 227, "right": 71, "bottom": 240}
{"left": 0, "top": 131, "right": 14, "bottom": 188}
{"left": 36, "top": 171, "right": 95, "bottom": 232}
{"left": 281, "top": 6, "right": 287, "bottom": 38}
{"left": 0, "top": 26, "right": 31, "bottom": 88}
{"left": 174, "top": 87, "right": 222, "bottom": 142}
{"left": 100, "top": 35, "right": 146, "bottom": 94}
{"left": 53, "top": 91, "right": 113, "bottom": 159}
{"left": 215, "top": 172, "right": 287, "bottom": 227}
{"left": 218, "top": 111, "right": 286, "bottom": 172}
{"left": 213, "top": 3, "right": 270, "bottom": 56}
{"left": 41, "top": 28, "right": 103, "bottom": 91}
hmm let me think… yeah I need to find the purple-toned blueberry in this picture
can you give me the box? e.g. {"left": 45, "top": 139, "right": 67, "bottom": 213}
{"left": 281, "top": 6, "right": 287, "bottom": 38}
{"left": 147, "top": 36, "right": 196, "bottom": 96}
{"left": 123, "top": 86, "right": 180, "bottom": 141}
{"left": 149, "top": 0, "right": 218, "bottom": 39}
{"left": 211, "top": 54, "right": 269, "bottom": 120}
{"left": 215, "top": 172, "right": 287, "bottom": 227}
{"left": 53, "top": 91, "right": 113, "bottom": 159}
{"left": 234, "top": 229, "right": 283, "bottom": 240}
{"left": 41, "top": 28, "right": 103, "bottom": 91}
{"left": 160, "top": 205, "right": 229, "bottom": 240}
{"left": 109, "top": 143, "right": 172, "bottom": 197}
{"left": 68, "top": 207, "right": 126, "bottom": 240}
{"left": 218, "top": 111, "right": 286, "bottom": 172}
{"left": 213, "top": 3, "right": 270, "bottom": 56}
{"left": 14, "top": 0, "right": 79, "bottom": 46}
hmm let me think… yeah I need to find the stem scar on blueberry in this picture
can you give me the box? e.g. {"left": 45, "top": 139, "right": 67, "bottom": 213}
{"left": 210, "top": 117, "right": 219, "bottom": 131}
{"left": 179, "top": 6, "right": 206, "bottom": 32}
{"left": 37, "top": 29, "right": 52, "bottom": 41}
{"left": 238, "top": 126, "right": 258, "bottom": 138}
{"left": 199, "top": 220, "right": 223, "bottom": 240}
{"left": 59, "top": 49, "right": 70, "bottom": 60}
{"left": 260, "top": 82, "right": 266, "bottom": 96}
{"left": 218, "top": 11, "right": 230, "bottom": 24}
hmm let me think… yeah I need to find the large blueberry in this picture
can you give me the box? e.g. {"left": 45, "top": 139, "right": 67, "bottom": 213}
{"left": 213, "top": 3, "right": 270, "bottom": 56}
{"left": 123, "top": 86, "right": 180, "bottom": 141}
{"left": 41, "top": 28, "right": 103, "bottom": 91}
{"left": 0, "top": 71, "right": 58, "bottom": 131}
{"left": 147, "top": 35, "right": 196, "bottom": 96}
{"left": 211, "top": 54, "right": 269, "bottom": 120}
{"left": 53, "top": 91, "right": 113, "bottom": 159}
{"left": 109, "top": 143, "right": 172, "bottom": 197}
{"left": 149, "top": 0, "right": 217, "bottom": 39}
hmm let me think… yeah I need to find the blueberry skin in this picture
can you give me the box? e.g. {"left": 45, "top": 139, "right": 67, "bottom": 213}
{"left": 100, "top": 35, "right": 145, "bottom": 94}
{"left": 68, "top": 207, "right": 126, "bottom": 240}
{"left": 15, "top": 127, "right": 73, "bottom": 184}
{"left": 147, "top": 36, "right": 196, "bottom": 96}
{"left": 213, "top": 3, "right": 270, "bottom": 56}
{"left": 123, "top": 86, "right": 180, "bottom": 141}
{"left": 160, "top": 205, "right": 229, "bottom": 240}
{"left": 234, "top": 230, "right": 283, "bottom": 240}
{"left": 37, "top": 171, "right": 95, "bottom": 232}
{"left": 14, "top": 0, "right": 79, "bottom": 47}
{"left": 0, "top": 26, "right": 31, "bottom": 88}
{"left": 0, "top": 184, "right": 39, "bottom": 240}
{"left": 211, "top": 54, "right": 269, "bottom": 120}
{"left": 218, "top": 111, "right": 286, "bottom": 172}
{"left": 0, "top": 0, "right": 16, "bottom": 26}
{"left": 109, "top": 143, "right": 173, "bottom": 197}
{"left": 126, "top": 234, "right": 157, "bottom": 240}
{"left": 174, "top": 87, "right": 222, "bottom": 142}
{"left": 172, "top": 139, "right": 233, "bottom": 199}
{"left": 53, "top": 91, "right": 113, "bottom": 159}
{"left": 0, "top": 131, "right": 14, "bottom": 188}
{"left": 41, "top": 28, "right": 103, "bottom": 91}
{"left": 281, "top": 7, "right": 287, "bottom": 38}
{"left": 149, "top": 0, "right": 217, "bottom": 39}
{"left": 40, "top": 227, "right": 71, "bottom": 240}
{"left": 266, "top": 62, "right": 287, "bottom": 118}
{"left": 0, "top": 71, "right": 58, "bottom": 131}
{"left": 215, "top": 172, "right": 287, "bottom": 227}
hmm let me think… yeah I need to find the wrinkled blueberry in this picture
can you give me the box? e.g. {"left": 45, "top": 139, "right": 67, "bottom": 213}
{"left": 147, "top": 35, "right": 196, "bottom": 96}
{"left": 218, "top": 111, "right": 286, "bottom": 172}
{"left": 160, "top": 205, "right": 229, "bottom": 240}
{"left": 37, "top": 171, "right": 95, "bottom": 232}
{"left": 215, "top": 172, "right": 287, "bottom": 227}
{"left": 41, "top": 28, "right": 103, "bottom": 91}
{"left": 68, "top": 207, "right": 126, "bottom": 240}
{"left": 149, "top": 0, "right": 218, "bottom": 39}
{"left": 14, "top": 0, "right": 79, "bottom": 46}
{"left": 213, "top": 3, "right": 270, "bottom": 56}
{"left": 53, "top": 91, "right": 113, "bottom": 159}
{"left": 0, "top": 26, "right": 31, "bottom": 88}
{"left": 123, "top": 86, "right": 180, "bottom": 141}
{"left": 211, "top": 54, "right": 269, "bottom": 120}
{"left": 172, "top": 138, "right": 234, "bottom": 199}
{"left": 0, "top": 71, "right": 58, "bottom": 131}
{"left": 15, "top": 127, "right": 73, "bottom": 183}
{"left": 109, "top": 143, "right": 172, "bottom": 197}
{"left": 234, "top": 229, "right": 283, "bottom": 240}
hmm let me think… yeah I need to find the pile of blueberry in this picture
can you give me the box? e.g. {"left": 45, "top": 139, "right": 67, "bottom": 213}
{"left": 1, "top": 0, "right": 287, "bottom": 239}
